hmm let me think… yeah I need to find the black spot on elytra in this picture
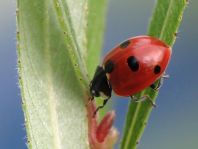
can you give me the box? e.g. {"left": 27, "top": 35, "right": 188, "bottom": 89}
{"left": 120, "top": 40, "right": 130, "bottom": 48}
{"left": 154, "top": 65, "right": 161, "bottom": 74}
{"left": 127, "top": 56, "right": 139, "bottom": 72}
{"left": 104, "top": 60, "right": 114, "bottom": 73}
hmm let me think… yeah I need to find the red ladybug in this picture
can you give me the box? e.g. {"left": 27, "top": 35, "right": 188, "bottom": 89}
{"left": 90, "top": 36, "right": 171, "bottom": 114}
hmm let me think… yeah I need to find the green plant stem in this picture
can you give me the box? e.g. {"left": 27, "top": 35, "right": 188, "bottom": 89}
{"left": 120, "top": 0, "right": 187, "bottom": 149}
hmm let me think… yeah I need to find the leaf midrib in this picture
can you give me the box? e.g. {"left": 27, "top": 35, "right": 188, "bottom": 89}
{"left": 44, "top": 2, "right": 61, "bottom": 148}
{"left": 159, "top": 0, "right": 173, "bottom": 41}
{"left": 123, "top": 104, "right": 142, "bottom": 149}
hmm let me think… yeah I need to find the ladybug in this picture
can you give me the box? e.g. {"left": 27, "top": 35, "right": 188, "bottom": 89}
{"left": 89, "top": 36, "right": 171, "bottom": 114}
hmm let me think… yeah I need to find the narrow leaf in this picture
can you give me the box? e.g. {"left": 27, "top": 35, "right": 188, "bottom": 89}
{"left": 86, "top": 0, "right": 107, "bottom": 77}
{"left": 86, "top": 0, "right": 108, "bottom": 118}
{"left": 120, "top": 0, "right": 187, "bottom": 149}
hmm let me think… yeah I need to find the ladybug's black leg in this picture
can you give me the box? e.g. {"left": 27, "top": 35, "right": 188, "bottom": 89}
{"left": 86, "top": 96, "right": 94, "bottom": 106}
{"left": 130, "top": 95, "right": 156, "bottom": 107}
{"left": 150, "top": 80, "right": 161, "bottom": 91}
{"left": 150, "top": 74, "right": 169, "bottom": 91}
{"left": 93, "top": 98, "right": 109, "bottom": 117}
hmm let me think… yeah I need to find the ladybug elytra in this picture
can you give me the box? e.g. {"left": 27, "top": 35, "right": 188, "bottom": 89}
{"left": 89, "top": 36, "right": 171, "bottom": 114}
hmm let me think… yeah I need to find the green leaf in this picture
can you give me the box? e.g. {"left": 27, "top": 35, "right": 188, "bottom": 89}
{"left": 86, "top": 0, "right": 107, "bottom": 77}
{"left": 17, "top": 0, "right": 106, "bottom": 148}
{"left": 86, "top": 0, "right": 108, "bottom": 118}
{"left": 120, "top": 0, "right": 187, "bottom": 149}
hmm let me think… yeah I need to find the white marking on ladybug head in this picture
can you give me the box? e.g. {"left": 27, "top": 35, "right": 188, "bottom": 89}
{"left": 91, "top": 90, "right": 95, "bottom": 94}
{"left": 99, "top": 91, "right": 109, "bottom": 99}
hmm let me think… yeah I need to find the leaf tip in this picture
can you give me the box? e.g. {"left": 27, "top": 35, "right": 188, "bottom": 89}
{"left": 87, "top": 101, "right": 118, "bottom": 149}
{"left": 96, "top": 111, "right": 116, "bottom": 142}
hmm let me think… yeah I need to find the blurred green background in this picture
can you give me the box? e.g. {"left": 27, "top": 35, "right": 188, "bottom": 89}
{"left": 0, "top": 0, "right": 197, "bottom": 148}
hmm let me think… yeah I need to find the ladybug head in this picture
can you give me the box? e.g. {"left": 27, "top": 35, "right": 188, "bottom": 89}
{"left": 89, "top": 66, "right": 112, "bottom": 99}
